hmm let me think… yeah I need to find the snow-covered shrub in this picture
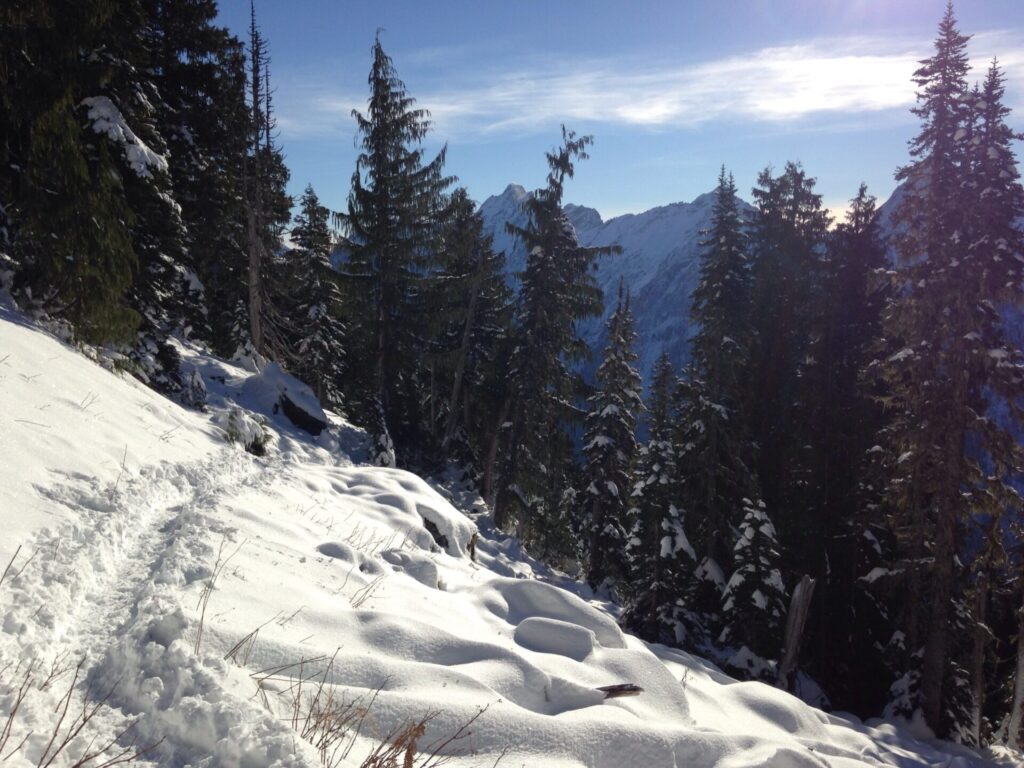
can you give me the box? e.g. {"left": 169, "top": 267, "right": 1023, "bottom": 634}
{"left": 216, "top": 407, "right": 271, "bottom": 456}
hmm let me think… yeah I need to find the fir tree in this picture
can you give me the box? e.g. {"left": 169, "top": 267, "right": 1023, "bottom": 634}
{"left": 745, "top": 161, "right": 829, "bottom": 542}
{"left": 583, "top": 281, "right": 643, "bottom": 589}
{"left": 720, "top": 500, "right": 788, "bottom": 679}
{"left": 683, "top": 167, "right": 760, "bottom": 570}
{"left": 288, "top": 184, "right": 345, "bottom": 409}
{"left": 494, "top": 127, "right": 618, "bottom": 556}
{"left": 5, "top": 1, "right": 146, "bottom": 342}
{"left": 244, "top": 3, "right": 292, "bottom": 359}
{"left": 786, "top": 184, "right": 891, "bottom": 709}
{"left": 143, "top": 0, "right": 250, "bottom": 356}
{"left": 877, "top": 4, "right": 1024, "bottom": 735}
{"left": 621, "top": 353, "right": 699, "bottom": 644}
{"left": 339, "top": 32, "right": 454, "bottom": 465}
{"left": 429, "top": 188, "right": 513, "bottom": 475}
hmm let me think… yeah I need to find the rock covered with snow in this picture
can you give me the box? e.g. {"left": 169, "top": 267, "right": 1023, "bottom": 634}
{"left": 239, "top": 361, "right": 328, "bottom": 435}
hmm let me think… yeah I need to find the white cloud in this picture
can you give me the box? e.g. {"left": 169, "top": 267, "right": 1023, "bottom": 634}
{"left": 276, "top": 31, "right": 1024, "bottom": 141}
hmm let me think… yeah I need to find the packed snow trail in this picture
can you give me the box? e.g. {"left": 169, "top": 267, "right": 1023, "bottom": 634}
{"left": 0, "top": 444, "right": 319, "bottom": 765}
{"left": 1, "top": 308, "right": 1020, "bottom": 767}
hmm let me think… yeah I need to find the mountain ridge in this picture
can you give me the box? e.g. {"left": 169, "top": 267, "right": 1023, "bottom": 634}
{"left": 479, "top": 183, "right": 753, "bottom": 383}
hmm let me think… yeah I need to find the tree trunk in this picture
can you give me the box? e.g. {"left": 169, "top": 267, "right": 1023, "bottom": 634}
{"left": 920, "top": 497, "right": 954, "bottom": 733}
{"left": 442, "top": 276, "right": 482, "bottom": 450}
{"left": 246, "top": 204, "right": 264, "bottom": 354}
{"left": 777, "top": 575, "right": 816, "bottom": 689}
{"left": 1008, "top": 597, "right": 1024, "bottom": 751}
{"left": 969, "top": 566, "right": 989, "bottom": 745}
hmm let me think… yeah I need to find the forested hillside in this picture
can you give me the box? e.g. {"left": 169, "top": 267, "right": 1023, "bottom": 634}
{"left": 2, "top": 0, "right": 1024, "bottom": 754}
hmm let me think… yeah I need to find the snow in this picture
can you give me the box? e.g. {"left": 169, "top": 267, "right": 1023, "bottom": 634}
{"left": 0, "top": 303, "right": 1018, "bottom": 767}
{"left": 480, "top": 184, "right": 745, "bottom": 386}
{"left": 81, "top": 96, "right": 169, "bottom": 179}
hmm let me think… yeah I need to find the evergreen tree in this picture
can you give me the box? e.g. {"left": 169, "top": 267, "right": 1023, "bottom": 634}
{"left": 621, "top": 353, "right": 699, "bottom": 644}
{"left": 720, "top": 500, "right": 788, "bottom": 679}
{"left": 877, "top": 4, "right": 1024, "bottom": 735}
{"left": 429, "top": 188, "right": 513, "bottom": 475}
{"left": 745, "top": 161, "right": 829, "bottom": 544}
{"left": 786, "top": 184, "right": 891, "bottom": 709}
{"left": 339, "top": 32, "right": 454, "bottom": 465}
{"left": 244, "top": 3, "right": 292, "bottom": 358}
{"left": 4, "top": 1, "right": 148, "bottom": 342}
{"left": 683, "top": 167, "right": 760, "bottom": 571}
{"left": 287, "top": 184, "right": 345, "bottom": 409}
{"left": 143, "top": 0, "right": 251, "bottom": 356}
{"left": 494, "top": 127, "right": 618, "bottom": 556}
{"left": 583, "top": 281, "right": 643, "bottom": 589}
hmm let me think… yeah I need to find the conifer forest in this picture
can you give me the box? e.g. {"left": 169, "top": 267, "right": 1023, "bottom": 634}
{"left": 3, "top": 0, "right": 1024, "bottom": 761}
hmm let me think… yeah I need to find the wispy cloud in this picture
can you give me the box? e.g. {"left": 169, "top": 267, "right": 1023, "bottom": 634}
{"left": 276, "top": 31, "right": 1024, "bottom": 141}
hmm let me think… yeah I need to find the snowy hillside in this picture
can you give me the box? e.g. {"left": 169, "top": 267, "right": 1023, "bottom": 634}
{"left": 0, "top": 301, "right": 1016, "bottom": 767}
{"left": 480, "top": 185, "right": 754, "bottom": 382}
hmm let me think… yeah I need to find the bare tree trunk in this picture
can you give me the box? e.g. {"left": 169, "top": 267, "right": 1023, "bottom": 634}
{"left": 482, "top": 399, "right": 509, "bottom": 507}
{"left": 969, "top": 567, "right": 989, "bottom": 745}
{"left": 442, "top": 277, "right": 482, "bottom": 450}
{"left": 777, "top": 575, "right": 816, "bottom": 690}
{"left": 921, "top": 497, "right": 954, "bottom": 732}
{"left": 1008, "top": 597, "right": 1024, "bottom": 751}
{"left": 247, "top": 205, "right": 264, "bottom": 354}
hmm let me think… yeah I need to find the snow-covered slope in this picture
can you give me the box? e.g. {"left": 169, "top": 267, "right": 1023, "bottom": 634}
{"left": 0, "top": 302, "right": 1015, "bottom": 767}
{"left": 480, "top": 184, "right": 754, "bottom": 382}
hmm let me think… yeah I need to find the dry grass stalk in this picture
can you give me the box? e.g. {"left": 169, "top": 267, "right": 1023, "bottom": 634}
{"left": 194, "top": 537, "right": 244, "bottom": 655}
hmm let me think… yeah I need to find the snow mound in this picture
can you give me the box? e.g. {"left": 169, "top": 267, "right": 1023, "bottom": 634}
{"left": 494, "top": 577, "right": 627, "bottom": 649}
{"left": 514, "top": 616, "right": 596, "bottom": 660}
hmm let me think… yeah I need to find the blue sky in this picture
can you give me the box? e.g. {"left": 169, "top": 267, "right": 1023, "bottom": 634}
{"left": 216, "top": 0, "right": 1024, "bottom": 221}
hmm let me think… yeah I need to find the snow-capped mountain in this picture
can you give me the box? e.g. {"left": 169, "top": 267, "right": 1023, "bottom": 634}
{"left": 480, "top": 184, "right": 754, "bottom": 383}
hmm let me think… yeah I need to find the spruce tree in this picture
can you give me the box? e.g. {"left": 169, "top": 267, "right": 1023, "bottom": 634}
{"left": 621, "top": 353, "right": 699, "bottom": 644}
{"left": 683, "top": 167, "right": 760, "bottom": 571}
{"left": 288, "top": 184, "right": 345, "bottom": 410}
{"left": 583, "top": 281, "right": 643, "bottom": 589}
{"left": 786, "top": 184, "right": 890, "bottom": 708}
{"left": 494, "top": 127, "right": 618, "bottom": 556}
{"left": 340, "top": 32, "right": 454, "bottom": 465}
{"left": 877, "top": 4, "right": 1024, "bottom": 735}
{"left": 720, "top": 500, "right": 788, "bottom": 680}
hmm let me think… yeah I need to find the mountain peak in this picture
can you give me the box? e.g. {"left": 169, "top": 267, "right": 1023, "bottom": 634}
{"left": 499, "top": 183, "right": 528, "bottom": 201}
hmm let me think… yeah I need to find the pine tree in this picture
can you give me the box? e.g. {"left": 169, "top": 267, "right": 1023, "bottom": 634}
{"left": 877, "top": 4, "right": 1024, "bottom": 735}
{"left": 583, "top": 281, "right": 643, "bottom": 589}
{"left": 621, "top": 353, "right": 699, "bottom": 644}
{"left": 339, "top": 32, "right": 454, "bottom": 464}
{"left": 494, "top": 127, "right": 618, "bottom": 556}
{"left": 287, "top": 184, "right": 345, "bottom": 409}
{"left": 720, "top": 500, "right": 788, "bottom": 679}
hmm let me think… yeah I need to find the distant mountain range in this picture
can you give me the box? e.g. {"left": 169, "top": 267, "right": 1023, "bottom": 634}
{"left": 478, "top": 183, "right": 756, "bottom": 384}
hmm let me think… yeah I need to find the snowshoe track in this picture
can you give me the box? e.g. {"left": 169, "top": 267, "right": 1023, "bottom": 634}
{"left": 0, "top": 448, "right": 314, "bottom": 766}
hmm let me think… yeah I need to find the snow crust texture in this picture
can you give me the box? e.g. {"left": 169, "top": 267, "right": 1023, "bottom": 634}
{"left": 0, "top": 306, "right": 1016, "bottom": 767}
